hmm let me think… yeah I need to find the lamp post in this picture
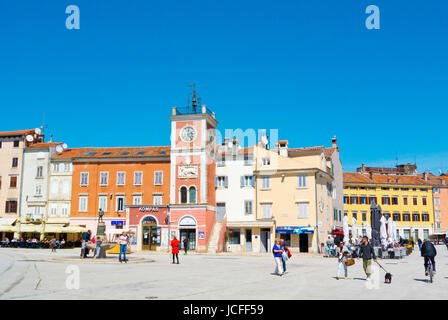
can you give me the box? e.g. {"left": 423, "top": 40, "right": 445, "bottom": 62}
{"left": 167, "top": 211, "right": 171, "bottom": 253}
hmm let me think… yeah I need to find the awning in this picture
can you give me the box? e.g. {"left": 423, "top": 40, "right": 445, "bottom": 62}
{"left": 0, "top": 226, "right": 16, "bottom": 232}
{"left": 44, "top": 224, "right": 67, "bottom": 233}
{"left": 227, "top": 221, "right": 275, "bottom": 228}
{"left": 0, "top": 218, "right": 17, "bottom": 226}
{"left": 276, "top": 226, "right": 315, "bottom": 234}
{"left": 19, "top": 224, "right": 43, "bottom": 233}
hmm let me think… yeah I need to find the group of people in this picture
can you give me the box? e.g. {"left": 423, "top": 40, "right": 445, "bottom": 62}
{"left": 170, "top": 236, "right": 190, "bottom": 264}
{"left": 272, "top": 239, "right": 292, "bottom": 276}
{"left": 80, "top": 230, "right": 129, "bottom": 263}
{"left": 1, "top": 237, "right": 66, "bottom": 249}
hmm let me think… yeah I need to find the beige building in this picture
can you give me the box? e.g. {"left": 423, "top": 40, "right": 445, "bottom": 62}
{"left": 254, "top": 139, "right": 335, "bottom": 253}
{"left": 0, "top": 129, "right": 44, "bottom": 239}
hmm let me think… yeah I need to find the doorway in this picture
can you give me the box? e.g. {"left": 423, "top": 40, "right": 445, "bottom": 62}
{"left": 260, "top": 228, "right": 271, "bottom": 253}
{"left": 245, "top": 229, "right": 252, "bottom": 251}
{"left": 179, "top": 229, "right": 196, "bottom": 251}
{"left": 142, "top": 223, "right": 158, "bottom": 250}
{"left": 299, "top": 234, "right": 309, "bottom": 252}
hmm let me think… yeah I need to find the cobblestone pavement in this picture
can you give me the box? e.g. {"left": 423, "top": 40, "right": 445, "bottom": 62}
{"left": 1, "top": 246, "right": 447, "bottom": 300}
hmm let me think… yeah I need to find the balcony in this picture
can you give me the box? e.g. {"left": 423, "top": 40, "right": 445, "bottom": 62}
{"left": 172, "top": 106, "right": 214, "bottom": 118}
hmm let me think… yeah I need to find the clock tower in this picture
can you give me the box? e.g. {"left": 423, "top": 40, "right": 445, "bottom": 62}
{"left": 169, "top": 88, "right": 218, "bottom": 252}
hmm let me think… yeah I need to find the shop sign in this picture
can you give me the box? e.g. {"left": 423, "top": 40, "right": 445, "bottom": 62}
{"left": 198, "top": 231, "right": 205, "bottom": 240}
{"left": 111, "top": 220, "right": 126, "bottom": 225}
{"left": 139, "top": 206, "right": 159, "bottom": 212}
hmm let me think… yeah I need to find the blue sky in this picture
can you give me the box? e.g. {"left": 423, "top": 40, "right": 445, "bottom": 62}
{"left": 1, "top": 0, "right": 447, "bottom": 173}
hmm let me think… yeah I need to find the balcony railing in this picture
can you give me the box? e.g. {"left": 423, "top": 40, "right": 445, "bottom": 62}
{"left": 174, "top": 106, "right": 214, "bottom": 117}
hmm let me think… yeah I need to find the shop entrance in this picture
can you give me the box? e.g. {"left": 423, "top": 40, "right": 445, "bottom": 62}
{"left": 141, "top": 216, "right": 158, "bottom": 251}
{"left": 245, "top": 229, "right": 252, "bottom": 251}
{"left": 260, "top": 228, "right": 271, "bottom": 253}
{"left": 299, "top": 234, "right": 309, "bottom": 252}
{"left": 179, "top": 229, "right": 196, "bottom": 251}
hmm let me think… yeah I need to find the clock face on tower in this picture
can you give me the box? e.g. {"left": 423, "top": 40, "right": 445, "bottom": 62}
{"left": 180, "top": 126, "right": 197, "bottom": 142}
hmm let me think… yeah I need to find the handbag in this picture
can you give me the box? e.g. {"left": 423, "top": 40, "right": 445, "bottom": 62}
{"left": 345, "top": 258, "right": 355, "bottom": 267}
{"left": 282, "top": 251, "right": 289, "bottom": 261}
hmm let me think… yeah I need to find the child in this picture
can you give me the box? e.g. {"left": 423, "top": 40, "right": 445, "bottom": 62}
{"left": 95, "top": 236, "right": 102, "bottom": 259}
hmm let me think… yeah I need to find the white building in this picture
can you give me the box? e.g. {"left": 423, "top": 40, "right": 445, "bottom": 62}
{"left": 215, "top": 139, "right": 271, "bottom": 253}
{"left": 325, "top": 137, "right": 344, "bottom": 229}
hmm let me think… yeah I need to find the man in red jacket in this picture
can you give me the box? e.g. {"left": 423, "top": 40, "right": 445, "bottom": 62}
{"left": 171, "top": 236, "right": 180, "bottom": 264}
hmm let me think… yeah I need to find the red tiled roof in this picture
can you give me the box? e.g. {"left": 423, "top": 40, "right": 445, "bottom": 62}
{"left": 344, "top": 172, "right": 433, "bottom": 186}
{"left": 0, "top": 129, "right": 35, "bottom": 137}
{"left": 288, "top": 146, "right": 324, "bottom": 152}
{"left": 218, "top": 146, "right": 254, "bottom": 156}
{"left": 28, "top": 142, "right": 63, "bottom": 149}
{"left": 324, "top": 147, "right": 336, "bottom": 158}
{"left": 418, "top": 173, "right": 448, "bottom": 186}
{"left": 53, "top": 146, "right": 171, "bottom": 159}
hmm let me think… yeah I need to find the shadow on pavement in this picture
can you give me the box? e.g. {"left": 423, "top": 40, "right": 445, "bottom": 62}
{"left": 414, "top": 278, "right": 429, "bottom": 283}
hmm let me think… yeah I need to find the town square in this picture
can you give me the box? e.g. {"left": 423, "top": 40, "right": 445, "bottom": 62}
{"left": 1, "top": 0, "right": 447, "bottom": 305}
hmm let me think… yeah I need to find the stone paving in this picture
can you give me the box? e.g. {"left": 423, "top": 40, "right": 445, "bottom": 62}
{"left": 1, "top": 245, "right": 448, "bottom": 300}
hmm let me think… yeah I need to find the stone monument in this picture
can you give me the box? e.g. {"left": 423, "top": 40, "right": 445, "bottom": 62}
{"left": 370, "top": 200, "right": 382, "bottom": 247}
{"left": 86, "top": 209, "right": 115, "bottom": 258}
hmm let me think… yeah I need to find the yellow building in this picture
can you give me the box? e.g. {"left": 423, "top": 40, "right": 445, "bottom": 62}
{"left": 343, "top": 169, "right": 434, "bottom": 241}
{"left": 254, "top": 140, "right": 335, "bottom": 253}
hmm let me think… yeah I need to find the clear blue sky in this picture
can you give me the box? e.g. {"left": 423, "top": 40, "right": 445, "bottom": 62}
{"left": 1, "top": 0, "right": 447, "bottom": 173}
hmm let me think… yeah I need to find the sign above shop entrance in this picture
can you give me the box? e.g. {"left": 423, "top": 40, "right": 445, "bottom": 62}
{"left": 139, "top": 206, "right": 159, "bottom": 212}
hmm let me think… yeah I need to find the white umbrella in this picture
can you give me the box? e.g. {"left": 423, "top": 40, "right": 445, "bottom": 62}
{"left": 352, "top": 217, "right": 358, "bottom": 239}
{"left": 387, "top": 217, "right": 395, "bottom": 244}
{"left": 343, "top": 215, "right": 349, "bottom": 245}
{"left": 365, "top": 221, "right": 372, "bottom": 239}
{"left": 380, "top": 215, "right": 388, "bottom": 246}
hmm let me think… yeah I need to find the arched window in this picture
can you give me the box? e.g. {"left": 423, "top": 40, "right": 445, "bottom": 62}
{"left": 180, "top": 186, "right": 187, "bottom": 204}
{"left": 189, "top": 186, "right": 196, "bottom": 204}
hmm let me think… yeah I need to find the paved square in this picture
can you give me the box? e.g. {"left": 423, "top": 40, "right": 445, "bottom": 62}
{"left": 1, "top": 246, "right": 447, "bottom": 300}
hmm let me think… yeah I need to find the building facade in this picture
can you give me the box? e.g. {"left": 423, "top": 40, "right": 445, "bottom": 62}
{"left": 344, "top": 168, "right": 435, "bottom": 241}
{"left": 325, "top": 137, "right": 344, "bottom": 229}
{"left": 254, "top": 140, "right": 335, "bottom": 253}
{"left": 423, "top": 173, "right": 448, "bottom": 237}
{"left": 54, "top": 146, "right": 171, "bottom": 246}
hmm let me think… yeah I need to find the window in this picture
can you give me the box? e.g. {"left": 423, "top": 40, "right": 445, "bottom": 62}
{"left": 12, "top": 157, "right": 18, "bottom": 168}
{"left": 50, "top": 205, "right": 57, "bottom": 217}
{"left": 79, "top": 196, "right": 88, "bottom": 212}
{"left": 64, "top": 163, "right": 71, "bottom": 172}
{"left": 133, "top": 195, "right": 142, "bottom": 205}
{"left": 154, "top": 171, "right": 163, "bottom": 185}
{"left": 33, "top": 206, "right": 42, "bottom": 218}
{"left": 5, "top": 201, "right": 17, "bottom": 213}
{"left": 351, "top": 196, "right": 358, "bottom": 205}
{"left": 215, "top": 176, "right": 228, "bottom": 188}
{"left": 13, "top": 140, "right": 19, "bottom": 147}
{"left": 297, "top": 174, "right": 307, "bottom": 188}
{"left": 343, "top": 195, "right": 348, "bottom": 204}
{"left": 244, "top": 156, "right": 253, "bottom": 166}
{"left": 403, "top": 196, "right": 408, "bottom": 205}
{"left": 116, "top": 172, "right": 125, "bottom": 186}
{"left": 393, "top": 213, "right": 401, "bottom": 221}
{"left": 35, "top": 184, "right": 43, "bottom": 196}
{"left": 189, "top": 187, "right": 196, "bottom": 203}
{"left": 422, "top": 197, "right": 427, "bottom": 206}
{"left": 180, "top": 187, "right": 187, "bottom": 204}
{"left": 434, "top": 197, "right": 440, "bottom": 205}
{"left": 61, "top": 204, "right": 69, "bottom": 217}
{"left": 382, "top": 196, "right": 390, "bottom": 205}
{"left": 262, "top": 157, "right": 270, "bottom": 166}
{"left": 423, "top": 229, "right": 429, "bottom": 239}
{"left": 381, "top": 187, "right": 389, "bottom": 190}
{"left": 154, "top": 195, "right": 162, "bottom": 205}
{"left": 402, "top": 213, "right": 411, "bottom": 222}
{"left": 261, "top": 176, "right": 271, "bottom": 190}
{"left": 412, "top": 197, "right": 418, "bottom": 206}
{"left": 360, "top": 196, "right": 366, "bottom": 205}
{"left": 436, "top": 210, "right": 441, "bottom": 219}
{"left": 116, "top": 197, "right": 125, "bottom": 212}
{"left": 134, "top": 172, "right": 143, "bottom": 185}
{"left": 52, "top": 163, "right": 59, "bottom": 173}
{"left": 99, "top": 196, "right": 108, "bottom": 211}
{"left": 436, "top": 222, "right": 441, "bottom": 229}
{"left": 80, "top": 172, "right": 89, "bottom": 186}
{"left": 244, "top": 200, "right": 253, "bottom": 214}
{"left": 261, "top": 203, "right": 272, "bottom": 218}
{"left": 369, "top": 196, "right": 377, "bottom": 205}
{"left": 422, "top": 213, "right": 430, "bottom": 222}
{"left": 362, "top": 211, "right": 367, "bottom": 222}
{"left": 228, "top": 229, "right": 241, "bottom": 245}
{"left": 352, "top": 211, "right": 358, "bottom": 221}
{"left": 401, "top": 188, "right": 409, "bottom": 191}
{"left": 240, "top": 175, "right": 254, "bottom": 187}
{"left": 298, "top": 202, "right": 309, "bottom": 218}
{"left": 434, "top": 187, "right": 440, "bottom": 193}
{"left": 392, "top": 196, "right": 398, "bottom": 205}
{"left": 62, "top": 181, "right": 69, "bottom": 194}
{"left": 100, "top": 172, "right": 109, "bottom": 186}
{"left": 36, "top": 166, "right": 43, "bottom": 178}
{"left": 9, "top": 176, "right": 17, "bottom": 188}
{"left": 412, "top": 213, "right": 420, "bottom": 222}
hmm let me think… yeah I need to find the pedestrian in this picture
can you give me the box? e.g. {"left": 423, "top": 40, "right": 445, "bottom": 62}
{"left": 82, "top": 230, "right": 92, "bottom": 258}
{"left": 272, "top": 239, "right": 284, "bottom": 276}
{"left": 51, "top": 237, "right": 57, "bottom": 252}
{"left": 118, "top": 232, "right": 129, "bottom": 263}
{"left": 182, "top": 236, "right": 188, "bottom": 255}
{"left": 336, "top": 241, "right": 350, "bottom": 280}
{"left": 444, "top": 237, "right": 448, "bottom": 250}
{"left": 171, "top": 236, "right": 180, "bottom": 264}
{"left": 357, "top": 236, "right": 377, "bottom": 279}
{"left": 417, "top": 238, "right": 422, "bottom": 251}
{"left": 95, "top": 236, "right": 102, "bottom": 259}
{"left": 280, "top": 239, "right": 291, "bottom": 273}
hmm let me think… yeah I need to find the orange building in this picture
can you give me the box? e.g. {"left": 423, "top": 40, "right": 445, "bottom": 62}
{"left": 53, "top": 146, "right": 170, "bottom": 246}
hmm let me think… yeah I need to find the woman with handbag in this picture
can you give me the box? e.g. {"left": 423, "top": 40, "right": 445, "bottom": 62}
{"left": 280, "top": 239, "right": 291, "bottom": 274}
{"left": 336, "top": 241, "right": 350, "bottom": 280}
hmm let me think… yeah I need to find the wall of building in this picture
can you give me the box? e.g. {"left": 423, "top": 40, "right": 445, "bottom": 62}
{"left": 47, "top": 159, "right": 72, "bottom": 224}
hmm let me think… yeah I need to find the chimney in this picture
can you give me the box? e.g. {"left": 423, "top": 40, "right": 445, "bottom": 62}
{"left": 423, "top": 172, "right": 428, "bottom": 181}
{"left": 332, "top": 136, "right": 337, "bottom": 148}
{"left": 232, "top": 139, "right": 238, "bottom": 154}
{"left": 369, "top": 171, "right": 374, "bottom": 180}
{"left": 362, "top": 163, "right": 366, "bottom": 173}
{"left": 278, "top": 140, "right": 288, "bottom": 157}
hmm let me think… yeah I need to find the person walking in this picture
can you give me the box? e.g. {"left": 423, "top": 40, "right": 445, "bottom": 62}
{"left": 421, "top": 238, "right": 437, "bottom": 275}
{"left": 95, "top": 236, "right": 102, "bottom": 259}
{"left": 336, "top": 241, "right": 350, "bottom": 280}
{"left": 171, "top": 236, "right": 180, "bottom": 264}
{"left": 118, "top": 232, "right": 129, "bottom": 263}
{"left": 81, "top": 230, "right": 91, "bottom": 258}
{"left": 444, "top": 237, "right": 448, "bottom": 251}
{"left": 417, "top": 238, "right": 422, "bottom": 251}
{"left": 272, "top": 239, "right": 284, "bottom": 276}
{"left": 357, "top": 236, "right": 377, "bottom": 279}
{"left": 182, "top": 236, "right": 188, "bottom": 255}
{"left": 280, "top": 239, "right": 290, "bottom": 273}
{"left": 50, "top": 237, "right": 57, "bottom": 253}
